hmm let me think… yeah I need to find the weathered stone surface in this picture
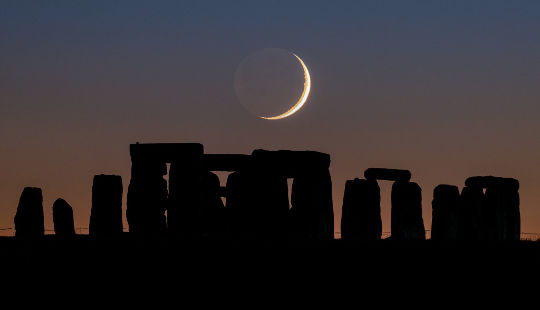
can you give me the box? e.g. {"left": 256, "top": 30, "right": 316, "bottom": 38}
{"left": 127, "top": 161, "right": 168, "bottom": 234}
{"left": 390, "top": 181, "right": 425, "bottom": 240}
{"left": 225, "top": 169, "right": 289, "bottom": 241}
{"left": 431, "top": 185, "right": 459, "bottom": 241}
{"left": 364, "top": 168, "right": 411, "bottom": 182}
{"left": 465, "top": 176, "right": 519, "bottom": 191}
{"left": 90, "top": 175, "right": 123, "bottom": 237}
{"left": 290, "top": 168, "right": 334, "bottom": 241}
{"left": 458, "top": 186, "right": 485, "bottom": 240}
{"left": 14, "top": 187, "right": 44, "bottom": 238}
{"left": 341, "top": 178, "right": 381, "bottom": 240}
{"left": 53, "top": 198, "right": 76, "bottom": 237}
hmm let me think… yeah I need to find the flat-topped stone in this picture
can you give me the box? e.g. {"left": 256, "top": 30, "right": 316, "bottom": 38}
{"left": 130, "top": 143, "right": 204, "bottom": 162}
{"left": 465, "top": 176, "right": 519, "bottom": 191}
{"left": 364, "top": 168, "right": 411, "bottom": 182}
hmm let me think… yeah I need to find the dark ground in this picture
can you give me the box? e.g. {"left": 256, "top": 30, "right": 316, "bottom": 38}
{"left": 1, "top": 236, "right": 538, "bottom": 303}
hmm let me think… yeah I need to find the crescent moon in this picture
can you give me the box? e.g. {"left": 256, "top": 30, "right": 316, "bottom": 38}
{"left": 260, "top": 53, "right": 311, "bottom": 120}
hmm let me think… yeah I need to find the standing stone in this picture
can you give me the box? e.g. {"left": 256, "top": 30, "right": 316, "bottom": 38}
{"left": 431, "top": 185, "right": 459, "bottom": 241}
{"left": 199, "top": 171, "right": 226, "bottom": 238}
{"left": 485, "top": 182, "right": 520, "bottom": 241}
{"left": 458, "top": 186, "right": 485, "bottom": 240}
{"left": 225, "top": 169, "right": 289, "bottom": 241}
{"left": 341, "top": 178, "right": 382, "bottom": 240}
{"left": 168, "top": 156, "right": 205, "bottom": 238}
{"left": 127, "top": 161, "right": 168, "bottom": 235}
{"left": 52, "top": 198, "right": 76, "bottom": 237}
{"left": 90, "top": 175, "right": 123, "bottom": 237}
{"left": 290, "top": 168, "right": 334, "bottom": 241}
{"left": 391, "top": 181, "right": 425, "bottom": 240}
{"left": 14, "top": 187, "right": 44, "bottom": 237}
{"left": 250, "top": 149, "right": 334, "bottom": 241}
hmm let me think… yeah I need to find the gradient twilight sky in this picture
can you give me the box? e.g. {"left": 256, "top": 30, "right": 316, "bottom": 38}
{"left": 1, "top": 1, "right": 540, "bottom": 235}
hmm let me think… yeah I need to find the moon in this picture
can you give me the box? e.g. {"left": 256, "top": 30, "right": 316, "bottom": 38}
{"left": 260, "top": 53, "right": 311, "bottom": 120}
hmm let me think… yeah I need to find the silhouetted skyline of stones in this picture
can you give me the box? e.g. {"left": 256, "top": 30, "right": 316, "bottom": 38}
{"left": 11, "top": 143, "right": 522, "bottom": 242}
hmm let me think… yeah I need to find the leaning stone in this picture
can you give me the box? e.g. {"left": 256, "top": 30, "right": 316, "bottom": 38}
{"left": 341, "top": 178, "right": 381, "bottom": 240}
{"left": 53, "top": 198, "right": 76, "bottom": 237}
{"left": 364, "top": 168, "right": 411, "bottom": 182}
{"left": 90, "top": 175, "right": 123, "bottom": 237}
{"left": 14, "top": 187, "right": 44, "bottom": 238}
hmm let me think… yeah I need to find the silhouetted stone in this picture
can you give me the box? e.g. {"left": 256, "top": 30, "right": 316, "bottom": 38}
{"left": 199, "top": 171, "right": 227, "bottom": 238}
{"left": 391, "top": 181, "right": 425, "bottom": 240}
{"left": 485, "top": 182, "right": 520, "bottom": 241}
{"left": 364, "top": 168, "right": 411, "bottom": 182}
{"left": 290, "top": 168, "right": 334, "bottom": 241}
{"left": 52, "top": 198, "right": 75, "bottom": 237}
{"left": 431, "top": 185, "right": 459, "bottom": 241}
{"left": 458, "top": 186, "right": 485, "bottom": 240}
{"left": 90, "top": 175, "right": 123, "bottom": 237}
{"left": 465, "top": 176, "right": 519, "bottom": 191}
{"left": 460, "top": 176, "right": 521, "bottom": 241}
{"left": 14, "top": 187, "right": 44, "bottom": 238}
{"left": 341, "top": 178, "right": 382, "bottom": 240}
{"left": 226, "top": 169, "right": 289, "bottom": 241}
{"left": 127, "top": 161, "right": 168, "bottom": 234}
{"left": 168, "top": 154, "right": 205, "bottom": 238}
{"left": 128, "top": 143, "right": 204, "bottom": 236}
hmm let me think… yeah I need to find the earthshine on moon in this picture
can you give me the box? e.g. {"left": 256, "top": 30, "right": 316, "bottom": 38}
{"left": 260, "top": 53, "right": 311, "bottom": 120}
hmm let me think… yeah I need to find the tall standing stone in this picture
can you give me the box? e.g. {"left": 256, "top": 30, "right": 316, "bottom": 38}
{"left": 458, "top": 185, "right": 485, "bottom": 240}
{"left": 225, "top": 168, "right": 289, "bottom": 241}
{"left": 53, "top": 198, "right": 76, "bottom": 237}
{"left": 431, "top": 185, "right": 459, "bottom": 241}
{"left": 391, "top": 181, "right": 425, "bottom": 240}
{"left": 127, "top": 161, "right": 168, "bottom": 234}
{"left": 484, "top": 180, "right": 520, "bottom": 241}
{"left": 199, "top": 171, "right": 226, "bottom": 238}
{"left": 290, "top": 168, "right": 334, "bottom": 241}
{"left": 341, "top": 178, "right": 382, "bottom": 240}
{"left": 462, "top": 176, "right": 520, "bottom": 241}
{"left": 168, "top": 151, "right": 205, "bottom": 238}
{"left": 14, "top": 187, "right": 44, "bottom": 237}
{"left": 90, "top": 175, "right": 123, "bottom": 237}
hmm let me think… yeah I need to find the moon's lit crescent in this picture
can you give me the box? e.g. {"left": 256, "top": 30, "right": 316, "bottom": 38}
{"left": 260, "top": 53, "right": 311, "bottom": 120}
